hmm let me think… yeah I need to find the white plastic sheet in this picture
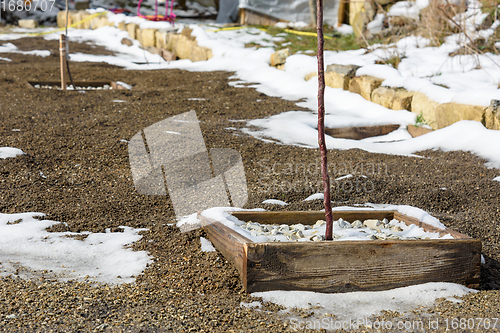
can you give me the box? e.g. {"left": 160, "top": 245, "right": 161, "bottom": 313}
{"left": 238, "top": 0, "right": 339, "bottom": 25}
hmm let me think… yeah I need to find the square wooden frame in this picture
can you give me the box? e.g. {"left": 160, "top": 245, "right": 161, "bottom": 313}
{"left": 201, "top": 210, "right": 481, "bottom": 293}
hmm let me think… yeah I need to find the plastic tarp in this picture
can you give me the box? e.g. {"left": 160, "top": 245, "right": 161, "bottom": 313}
{"left": 238, "top": 0, "right": 339, "bottom": 25}
{"left": 216, "top": 0, "right": 240, "bottom": 23}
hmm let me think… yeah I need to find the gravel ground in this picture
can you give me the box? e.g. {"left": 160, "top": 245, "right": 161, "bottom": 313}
{"left": 0, "top": 35, "right": 499, "bottom": 332}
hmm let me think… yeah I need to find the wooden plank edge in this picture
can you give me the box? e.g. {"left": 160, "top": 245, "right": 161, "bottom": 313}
{"left": 199, "top": 215, "right": 251, "bottom": 291}
{"left": 232, "top": 210, "right": 474, "bottom": 240}
{"left": 239, "top": 7, "right": 288, "bottom": 26}
{"left": 244, "top": 239, "right": 481, "bottom": 292}
{"left": 325, "top": 124, "right": 400, "bottom": 140}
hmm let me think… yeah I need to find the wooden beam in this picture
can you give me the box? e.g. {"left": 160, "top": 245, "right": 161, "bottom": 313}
{"left": 245, "top": 239, "right": 481, "bottom": 292}
{"left": 325, "top": 124, "right": 400, "bottom": 140}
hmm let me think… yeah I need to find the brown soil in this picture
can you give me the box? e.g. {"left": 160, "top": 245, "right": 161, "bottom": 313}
{"left": 1, "top": 36, "right": 500, "bottom": 332}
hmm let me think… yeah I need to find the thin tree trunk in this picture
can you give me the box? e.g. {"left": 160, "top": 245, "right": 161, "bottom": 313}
{"left": 316, "top": 0, "right": 334, "bottom": 240}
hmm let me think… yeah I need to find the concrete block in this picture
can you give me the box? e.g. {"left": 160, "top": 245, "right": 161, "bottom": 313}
{"left": 81, "top": 12, "right": 93, "bottom": 29}
{"left": 155, "top": 30, "right": 169, "bottom": 49}
{"left": 71, "top": 12, "right": 82, "bottom": 29}
{"left": 57, "top": 10, "right": 76, "bottom": 28}
{"left": 435, "top": 102, "right": 486, "bottom": 129}
{"left": 348, "top": 75, "right": 383, "bottom": 100}
{"left": 139, "top": 29, "right": 157, "bottom": 48}
{"left": 18, "top": 19, "right": 38, "bottom": 29}
{"left": 163, "top": 32, "right": 212, "bottom": 62}
{"left": 127, "top": 23, "right": 139, "bottom": 40}
{"left": 411, "top": 92, "right": 439, "bottom": 129}
{"left": 191, "top": 45, "right": 211, "bottom": 62}
{"left": 270, "top": 48, "right": 291, "bottom": 67}
{"left": 483, "top": 100, "right": 500, "bottom": 130}
{"left": 371, "top": 87, "right": 414, "bottom": 111}
{"left": 180, "top": 28, "right": 195, "bottom": 40}
{"left": 349, "top": 0, "right": 364, "bottom": 25}
{"left": 325, "top": 64, "right": 359, "bottom": 90}
{"left": 165, "top": 33, "right": 179, "bottom": 52}
{"left": 176, "top": 34, "right": 194, "bottom": 60}
{"left": 93, "top": 16, "right": 110, "bottom": 29}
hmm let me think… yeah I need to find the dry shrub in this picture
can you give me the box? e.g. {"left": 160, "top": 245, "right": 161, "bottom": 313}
{"left": 418, "top": 0, "right": 467, "bottom": 46}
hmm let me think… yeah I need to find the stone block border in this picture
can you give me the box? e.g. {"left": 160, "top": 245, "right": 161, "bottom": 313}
{"left": 55, "top": 11, "right": 213, "bottom": 62}
{"left": 304, "top": 64, "right": 500, "bottom": 131}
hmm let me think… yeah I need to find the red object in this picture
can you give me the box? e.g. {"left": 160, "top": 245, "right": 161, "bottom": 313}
{"left": 137, "top": 0, "right": 176, "bottom": 23}
{"left": 109, "top": 8, "right": 132, "bottom": 14}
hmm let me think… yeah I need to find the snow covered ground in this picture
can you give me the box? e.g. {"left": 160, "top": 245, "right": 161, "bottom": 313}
{"left": 1, "top": 2, "right": 499, "bottom": 324}
{"left": 0, "top": 212, "right": 151, "bottom": 284}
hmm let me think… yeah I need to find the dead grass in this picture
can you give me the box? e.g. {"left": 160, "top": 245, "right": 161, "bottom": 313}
{"left": 418, "top": 0, "right": 466, "bottom": 46}
{"left": 246, "top": 25, "right": 363, "bottom": 54}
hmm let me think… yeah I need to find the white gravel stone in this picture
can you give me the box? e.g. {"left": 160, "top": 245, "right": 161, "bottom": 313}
{"left": 363, "top": 219, "right": 381, "bottom": 228}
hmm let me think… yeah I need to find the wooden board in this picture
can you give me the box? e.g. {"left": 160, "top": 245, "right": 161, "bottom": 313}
{"left": 239, "top": 8, "right": 287, "bottom": 26}
{"left": 27, "top": 81, "right": 131, "bottom": 90}
{"left": 325, "top": 124, "right": 400, "bottom": 140}
{"left": 407, "top": 124, "right": 434, "bottom": 138}
{"left": 337, "top": 0, "right": 347, "bottom": 27}
{"left": 246, "top": 239, "right": 481, "bottom": 293}
{"left": 202, "top": 210, "right": 481, "bottom": 293}
{"left": 201, "top": 216, "right": 250, "bottom": 288}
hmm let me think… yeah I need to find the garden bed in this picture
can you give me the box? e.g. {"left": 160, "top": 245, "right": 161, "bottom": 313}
{"left": 27, "top": 81, "right": 132, "bottom": 90}
{"left": 201, "top": 210, "right": 481, "bottom": 293}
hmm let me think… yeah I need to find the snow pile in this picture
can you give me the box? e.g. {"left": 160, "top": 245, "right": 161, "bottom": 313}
{"left": 0, "top": 213, "right": 152, "bottom": 284}
{"left": 199, "top": 237, "right": 216, "bottom": 252}
{"left": 388, "top": 0, "right": 429, "bottom": 20}
{"left": 304, "top": 193, "right": 324, "bottom": 201}
{"left": 246, "top": 119, "right": 500, "bottom": 169}
{"left": 0, "top": 147, "right": 25, "bottom": 159}
{"left": 262, "top": 199, "right": 288, "bottom": 206}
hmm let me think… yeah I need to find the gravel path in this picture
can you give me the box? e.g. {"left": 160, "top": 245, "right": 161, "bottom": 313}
{"left": 0, "top": 36, "right": 499, "bottom": 332}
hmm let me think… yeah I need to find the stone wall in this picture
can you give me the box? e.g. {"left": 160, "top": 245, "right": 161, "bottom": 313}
{"left": 55, "top": 11, "right": 213, "bottom": 62}
{"left": 305, "top": 64, "right": 500, "bottom": 131}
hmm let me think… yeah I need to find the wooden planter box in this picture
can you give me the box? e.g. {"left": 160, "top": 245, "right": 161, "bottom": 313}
{"left": 201, "top": 210, "right": 481, "bottom": 293}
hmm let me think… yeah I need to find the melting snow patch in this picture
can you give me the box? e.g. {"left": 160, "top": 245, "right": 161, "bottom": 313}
{"left": 494, "top": 176, "right": 500, "bottom": 182}
{"left": 240, "top": 301, "right": 262, "bottom": 309}
{"left": 0, "top": 42, "right": 50, "bottom": 57}
{"left": 200, "top": 237, "right": 216, "bottom": 252}
{"left": 0, "top": 213, "right": 151, "bottom": 284}
{"left": 262, "top": 199, "right": 288, "bottom": 206}
{"left": 0, "top": 147, "right": 25, "bottom": 159}
{"left": 336, "top": 24, "right": 354, "bottom": 35}
{"left": 304, "top": 193, "right": 324, "bottom": 201}
{"left": 252, "top": 282, "right": 474, "bottom": 329}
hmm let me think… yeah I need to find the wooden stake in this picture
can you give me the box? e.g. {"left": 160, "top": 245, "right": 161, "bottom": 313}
{"left": 308, "top": 0, "right": 317, "bottom": 28}
{"left": 316, "top": 0, "right": 334, "bottom": 240}
{"left": 60, "top": 34, "right": 67, "bottom": 91}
